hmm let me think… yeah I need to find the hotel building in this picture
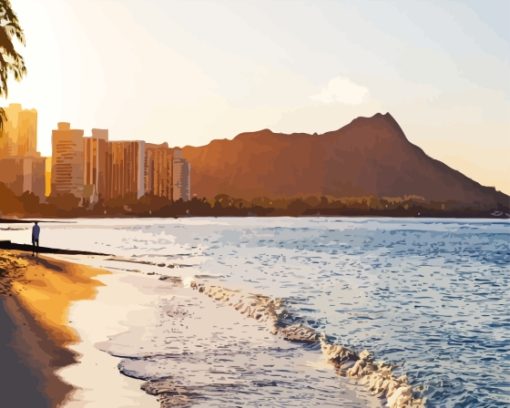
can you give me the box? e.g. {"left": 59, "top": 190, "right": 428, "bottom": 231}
{"left": 0, "top": 104, "right": 46, "bottom": 199}
{"left": 172, "top": 148, "right": 191, "bottom": 201}
{"left": 51, "top": 122, "right": 84, "bottom": 198}
{"left": 145, "top": 142, "right": 173, "bottom": 199}
{"left": 84, "top": 128, "right": 109, "bottom": 203}
{"left": 108, "top": 140, "right": 145, "bottom": 199}
{"left": 0, "top": 103, "right": 22, "bottom": 157}
{"left": 45, "top": 157, "right": 52, "bottom": 197}
{"left": 0, "top": 156, "right": 45, "bottom": 198}
{"left": 17, "top": 108, "right": 38, "bottom": 156}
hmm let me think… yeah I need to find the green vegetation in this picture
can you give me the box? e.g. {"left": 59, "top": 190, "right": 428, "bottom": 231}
{"left": 0, "top": 183, "right": 508, "bottom": 219}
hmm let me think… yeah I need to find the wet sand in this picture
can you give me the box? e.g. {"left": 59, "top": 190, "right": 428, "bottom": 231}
{"left": 0, "top": 249, "right": 383, "bottom": 407}
{"left": 0, "top": 251, "right": 107, "bottom": 407}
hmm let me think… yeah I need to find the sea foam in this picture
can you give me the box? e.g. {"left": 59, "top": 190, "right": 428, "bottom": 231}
{"left": 191, "top": 281, "right": 424, "bottom": 408}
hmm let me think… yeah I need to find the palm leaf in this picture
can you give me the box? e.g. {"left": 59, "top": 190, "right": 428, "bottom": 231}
{"left": 0, "top": 0, "right": 26, "bottom": 130}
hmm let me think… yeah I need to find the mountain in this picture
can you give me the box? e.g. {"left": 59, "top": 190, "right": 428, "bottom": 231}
{"left": 181, "top": 113, "right": 509, "bottom": 206}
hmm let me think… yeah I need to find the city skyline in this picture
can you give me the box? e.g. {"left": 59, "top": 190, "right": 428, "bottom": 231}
{"left": 0, "top": 103, "right": 192, "bottom": 203}
{"left": 3, "top": 0, "right": 510, "bottom": 194}
{"left": 51, "top": 120, "right": 191, "bottom": 203}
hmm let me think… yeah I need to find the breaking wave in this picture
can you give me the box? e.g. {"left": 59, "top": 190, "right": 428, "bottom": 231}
{"left": 190, "top": 281, "right": 424, "bottom": 408}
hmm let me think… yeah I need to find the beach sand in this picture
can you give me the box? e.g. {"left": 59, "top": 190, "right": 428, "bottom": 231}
{"left": 0, "top": 250, "right": 107, "bottom": 407}
{"left": 0, "top": 250, "right": 381, "bottom": 408}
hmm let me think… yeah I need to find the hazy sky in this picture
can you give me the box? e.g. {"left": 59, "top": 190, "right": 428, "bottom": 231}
{"left": 6, "top": 0, "right": 510, "bottom": 193}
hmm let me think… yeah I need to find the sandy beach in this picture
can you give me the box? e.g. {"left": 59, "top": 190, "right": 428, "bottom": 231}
{"left": 0, "top": 251, "right": 106, "bottom": 407}
{"left": 0, "top": 246, "right": 382, "bottom": 408}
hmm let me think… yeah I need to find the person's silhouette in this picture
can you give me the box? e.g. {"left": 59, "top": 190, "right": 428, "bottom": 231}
{"left": 32, "top": 222, "right": 40, "bottom": 256}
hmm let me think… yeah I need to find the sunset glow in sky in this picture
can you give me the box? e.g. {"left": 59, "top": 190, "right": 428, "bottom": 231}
{"left": 6, "top": 0, "right": 510, "bottom": 194}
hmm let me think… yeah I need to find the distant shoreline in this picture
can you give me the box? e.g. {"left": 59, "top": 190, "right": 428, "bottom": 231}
{"left": 0, "top": 240, "right": 111, "bottom": 256}
{"left": 1, "top": 211, "right": 508, "bottom": 222}
{"left": 0, "top": 218, "right": 69, "bottom": 224}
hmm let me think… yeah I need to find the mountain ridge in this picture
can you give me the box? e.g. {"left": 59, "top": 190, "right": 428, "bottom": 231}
{"left": 181, "top": 113, "right": 508, "bottom": 206}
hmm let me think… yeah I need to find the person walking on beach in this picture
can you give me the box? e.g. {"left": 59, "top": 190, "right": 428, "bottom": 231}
{"left": 32, "top": 221, "right": 40, "bottom": 256}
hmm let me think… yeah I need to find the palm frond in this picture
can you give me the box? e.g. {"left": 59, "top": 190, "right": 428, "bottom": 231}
{"left": 0, "top": 0, "right": 25, "bottom": 130}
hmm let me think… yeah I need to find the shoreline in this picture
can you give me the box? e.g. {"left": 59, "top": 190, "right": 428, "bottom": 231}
{"left": 0, "top": 251, "right": 108, "bottom": 407}
{"left": 0, "top": 249, "right": 384, "bottom": 408}
{"left": 0, "top": 240, "right": 111, "bottom": 256}
{"left": 79, "top": 262, "right": 380, "bottom": 408}
{"left": 2, "top": 211, "right": 509, "bottom": 222}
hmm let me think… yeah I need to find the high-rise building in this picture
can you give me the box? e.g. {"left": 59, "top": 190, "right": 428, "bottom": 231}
{"left": 17, "top": 108, "right": 38, "bottom": 156}
{"left": 0, "top": 104, "right": 45, "bottom": 199}
{"left": 1, "top": 103, "right": 194, "bottom": 206}
{"left": 45, "top": 157, "right": 52, "bottom": 197}
{"left": 108, "top": 140, "right": 145, "bottom": 199}
{"left": 84, "top": 128, "right": 109, "bottom": 204}
{"left": 172, "top": 148, "right": 191, "bottom": 201}
{"left": 51, "top": 122, "right": 84, "bottom": 198}
{"left": 0, "top": 155, "right": 46, "bottom": 198}
{"left": 0, "top": 103, "right": 22, "bottom": 157}
{"left": 144, "top": 142, "right": 173, "bottom": 199}
{"left": 0, "top": 104, "right": 38, "bottom": 157}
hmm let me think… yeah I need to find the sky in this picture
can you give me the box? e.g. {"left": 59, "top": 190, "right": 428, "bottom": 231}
{"left": 5, "top": 0, "right": 510, "bottom": 194}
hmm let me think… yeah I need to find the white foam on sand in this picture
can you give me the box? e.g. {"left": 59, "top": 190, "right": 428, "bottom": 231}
{"left": 53, "top": 262, "right": 382, "bottom": 407}
{"left": 190, "top": 282, "right": 424, "bottom": 408}
{"left": 58, "top": 270, "right": 159, "bottom": 408}
{"left": 112, "top": 282, "right": 381, "bottom": 407}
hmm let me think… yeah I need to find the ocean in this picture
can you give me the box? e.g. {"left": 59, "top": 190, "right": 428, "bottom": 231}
{"left": 2, "top": 217, "right": 509, "bottom": 407}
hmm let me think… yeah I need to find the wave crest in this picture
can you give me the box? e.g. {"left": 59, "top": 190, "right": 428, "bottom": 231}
{"left": 191, "top": 281, "right": 424, "bottom": 408}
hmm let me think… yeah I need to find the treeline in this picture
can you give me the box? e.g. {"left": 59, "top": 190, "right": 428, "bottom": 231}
{"left": 201, "top": 194, "right": 509, "bottom": 218}
{"left": 0, "top": 183, "right": 508, "bottom": 218}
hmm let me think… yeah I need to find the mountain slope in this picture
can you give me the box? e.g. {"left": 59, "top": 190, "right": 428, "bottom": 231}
{"left": 181, "top": 113, "right": 508, "bottom": 206}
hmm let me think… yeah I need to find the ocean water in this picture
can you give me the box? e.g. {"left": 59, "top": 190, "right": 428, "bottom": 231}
{"left": 2, "top": 217, "right": 509, "bottom": 407}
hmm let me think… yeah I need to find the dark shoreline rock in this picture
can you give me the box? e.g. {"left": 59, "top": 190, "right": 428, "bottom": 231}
{"left": 0, "top": 240, "right": 111, "bottom": 256}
